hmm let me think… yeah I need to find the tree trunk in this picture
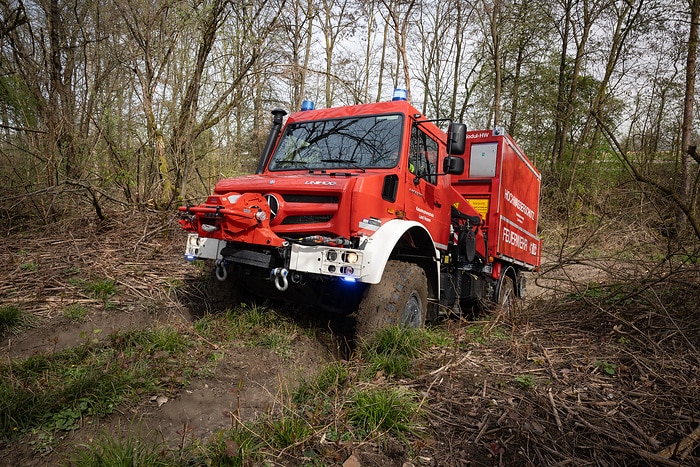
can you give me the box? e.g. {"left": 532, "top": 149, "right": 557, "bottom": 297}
{"left": 174, "top": 0, "right": 226, "bottom": 203}
{"left": 678, "top": 0, "right": 699, "bottom": 234}
{"left": 487, "top": 0, "right": 502, "bottom": 127}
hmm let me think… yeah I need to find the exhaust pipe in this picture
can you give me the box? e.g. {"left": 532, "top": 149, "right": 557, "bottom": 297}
{"left": 256, "top": 108, "right": 287, "bottom": 174}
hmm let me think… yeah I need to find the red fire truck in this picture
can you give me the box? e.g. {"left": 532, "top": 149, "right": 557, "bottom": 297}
{"left": 179, "top": 94, "right": 541, "bottom": 337}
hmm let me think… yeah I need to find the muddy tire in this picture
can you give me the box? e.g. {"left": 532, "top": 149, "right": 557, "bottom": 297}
{"left": 497, "top": 275, "right": 515, "bottom": 317}
{"left": 355, "top": 261, "right": 427, "bottom": 340}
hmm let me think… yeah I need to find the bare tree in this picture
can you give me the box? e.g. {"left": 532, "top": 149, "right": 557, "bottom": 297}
{"left": 279, "top": 0, "right": 316, "bottom": 110}
{"left": 550, "top": 0, "right": 605, "bottom": 170}
{"left": 319, "top": 0, "right": 357, "bottom": 107}
{"left": 478, "top": 0, "right": 503, "bottom": 127}
{"left": 678, "top": 0, "right": 700, "bottom": 234}
{"left": 378, "top": 0, "right": 416, "bottom": 100}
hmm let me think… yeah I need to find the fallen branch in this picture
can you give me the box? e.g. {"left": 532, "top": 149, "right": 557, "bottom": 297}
{"left": 657, "top": 424, "right": 700, "bottom": 460}
{"left": 547, "top": 389, "right": 563, "bottom": 433}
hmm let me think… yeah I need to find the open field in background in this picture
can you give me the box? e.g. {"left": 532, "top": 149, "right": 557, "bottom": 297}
{"left": 0, "top": 211, "right": 698, "bottom": 466}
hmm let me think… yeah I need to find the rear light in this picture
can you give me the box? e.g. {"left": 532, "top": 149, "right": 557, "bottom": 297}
{"left": 492, "top": 262, "right": 502, "bottom": 280}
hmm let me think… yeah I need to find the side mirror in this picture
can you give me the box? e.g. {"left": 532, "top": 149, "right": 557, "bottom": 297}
{"left": 443, "top": 156, "right": 464, "bottom": 175}
{"left": 447, "top": 123, "right": 467, "bottom": 156}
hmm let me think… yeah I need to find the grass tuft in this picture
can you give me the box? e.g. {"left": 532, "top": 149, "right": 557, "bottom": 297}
{"left": 0, "top": 305, "right": 35, "bottom": 336}
{"left": 292, "top": 361, "right": 348, "bottom": 405}
{"left": 359, "top": 326, "right": 435, "bottom": 378}
{"left": 265, "top": 415, "right": 313, "bottom": 450}
{"left": 70, "top": 277, "right": 117, "bottom": 300}
{"left": 196, "top": 425, "right": 262, "bottom": 466}
{"left": 63, "top": 304, "right": 88, "bottom": 322}
{"left": 68, "top": 429, "right": 172, "bottom": 466}
{"left": 347, "top": 386, "right": 423, "bottom": 438}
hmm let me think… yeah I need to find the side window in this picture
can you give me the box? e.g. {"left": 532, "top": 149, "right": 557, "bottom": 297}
{"left": 409, "top": 126, "right": 438, "bottom": 184}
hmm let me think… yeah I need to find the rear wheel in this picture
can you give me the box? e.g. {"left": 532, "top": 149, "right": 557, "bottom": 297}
{"left": 355, "top": 261, "right": 428, "bottom": 340}
{"left": 497, "top": 275, "right": 515, "bottom": 317}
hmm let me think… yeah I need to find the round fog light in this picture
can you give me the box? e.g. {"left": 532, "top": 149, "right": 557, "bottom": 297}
{"left": 345, "top": 252, "right": 358, "bottom": 264}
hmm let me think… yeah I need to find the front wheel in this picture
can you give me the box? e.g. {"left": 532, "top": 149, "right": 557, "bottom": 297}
{"left": 355, "top": 261, "right": 428, "bottom": 341}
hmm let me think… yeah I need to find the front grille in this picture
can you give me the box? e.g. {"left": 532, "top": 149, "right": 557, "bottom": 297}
{"left": 283, "top": 194, "right": 339, "bottom": 204}
{"left": 281, "top": 215, "right": 333, "bottom": 225}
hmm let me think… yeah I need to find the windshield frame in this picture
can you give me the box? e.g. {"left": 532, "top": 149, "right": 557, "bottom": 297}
{"left": 267, "top": 113, "right": 405, "bottom": 172}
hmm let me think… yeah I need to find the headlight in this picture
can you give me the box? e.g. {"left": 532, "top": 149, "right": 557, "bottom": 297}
{"left": 344, "top": 252, "right": 358, "bottom": 264}
{"left": 327, "top": 250, "right": 338, "bottom": 261}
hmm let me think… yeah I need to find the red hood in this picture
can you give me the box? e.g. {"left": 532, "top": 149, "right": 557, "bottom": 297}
{"left": 214, "top": 172, "right": 358, "bottom": 195}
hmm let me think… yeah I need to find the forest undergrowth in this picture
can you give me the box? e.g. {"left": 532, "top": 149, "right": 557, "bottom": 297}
{"left": 0, "top": 202, "right": 697, "bottom": 466}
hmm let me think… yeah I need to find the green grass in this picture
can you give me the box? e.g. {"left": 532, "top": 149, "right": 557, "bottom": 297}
{"left": 595, "top": 361, "right": 618, "bottom": 375}
{"left": 514, "top": 374, "right": 536, "bottom": 389}
{"left": 111, "top": 327, "right": 191, "bottom": 354}
{"left": 292, "top": 361, "right": 348, "bottom": 405}
{"left": 0, "top": 327, "right": 195, "bottom": 439}
{"left": 194, "top": 304, "right": 273, "bottom": 341}
{"left": 69, "top": 429, "right": 173, "bottom": 466}
{"left": 194, "top": 425, "right": 263, "bottom": 466}
{"left": 1, "top": 301, "right": 442, "bottom": 461}
{"left": 63, "top": 304, "right": 88, "bottom": 322}
{"left": 19, "top": 261, "right": 38, "bottom": 272}
{"left": 194, "top": 304, "right": 302, "bottom": 357}
{"left": 564, "top": 282, "right": 631, "bottom": 306}
{"left": 265, "top": 415, "right": 314, "bottom": 450}
{"left": 359, "top": 326, "right": 440, "bottom": 378}
{"left": 464, "top": 322, "right": 509, "bottom": 344}
{"left": 70, "top": 277, "right": 117, "bottom": 300}
{"left": 347, "top": 386, "right": 423, "bottom": 438}
{"left": 0, "top": 305, "right": 34, "bottom": 336}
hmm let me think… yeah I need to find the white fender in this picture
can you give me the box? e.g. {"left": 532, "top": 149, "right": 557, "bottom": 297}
{"left": 360, "top": 219, "right": 440, "bottom": 284}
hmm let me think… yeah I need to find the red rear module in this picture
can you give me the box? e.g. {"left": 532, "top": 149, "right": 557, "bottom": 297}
{"left": 452, "top": 130, "right": 541, "bottom": 271}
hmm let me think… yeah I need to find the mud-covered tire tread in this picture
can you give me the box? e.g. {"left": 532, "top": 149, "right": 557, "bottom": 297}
{"left": 355, "top": 261, "right": 428, "bottom": 340}
{"left": 498, "top": 275, "right": 515, "bottom": 317}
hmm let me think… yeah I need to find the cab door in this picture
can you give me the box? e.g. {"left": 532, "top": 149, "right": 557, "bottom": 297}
{"left": 404, "top": 125, "right": 451, "bottom": 250}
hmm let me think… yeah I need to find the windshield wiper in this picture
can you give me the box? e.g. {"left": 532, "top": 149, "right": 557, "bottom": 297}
{"left": 275, "top": 159, "right": 309, "bottom": 167}
{"left": 321, "top": 159, "right": 366, "bottom": 173}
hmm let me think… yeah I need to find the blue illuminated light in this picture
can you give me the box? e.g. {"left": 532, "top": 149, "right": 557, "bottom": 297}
{"left": 392, "top": 88, "right": 407, "bottom": 101}
{"left": 341, "top": 276, "right": 357, "bottom": 283}
{"left": 301, "top": 100, "right": 315, "bottom": 111}
{"left": 185, "top": 255, "right": 196, "bottom": 261}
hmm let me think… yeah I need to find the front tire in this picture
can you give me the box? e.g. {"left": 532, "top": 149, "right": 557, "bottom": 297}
{"left": 355, "top": 261, "right": 428, "bottom": 340}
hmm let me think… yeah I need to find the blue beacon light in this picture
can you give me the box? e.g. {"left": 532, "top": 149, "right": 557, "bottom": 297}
{"left": 392, "top": 88, "right": 408, "bottom": 101}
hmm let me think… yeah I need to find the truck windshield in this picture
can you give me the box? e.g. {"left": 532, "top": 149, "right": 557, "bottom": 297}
{"left": 268, "top": 114, "right": 403, "bottom": 171}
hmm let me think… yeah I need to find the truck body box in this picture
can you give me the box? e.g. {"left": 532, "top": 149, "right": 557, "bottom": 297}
{"left": 451, "top": 130, "right": 541, "bottom": 270}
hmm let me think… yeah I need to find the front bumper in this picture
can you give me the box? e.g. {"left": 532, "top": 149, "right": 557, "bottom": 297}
{"left": 184, "top": 234, "right": 367, "bottom": 282}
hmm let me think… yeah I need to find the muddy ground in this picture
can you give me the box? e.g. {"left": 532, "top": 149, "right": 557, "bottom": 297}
{"left": 0, "top": 211, "right": 698, "bottom": 466}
